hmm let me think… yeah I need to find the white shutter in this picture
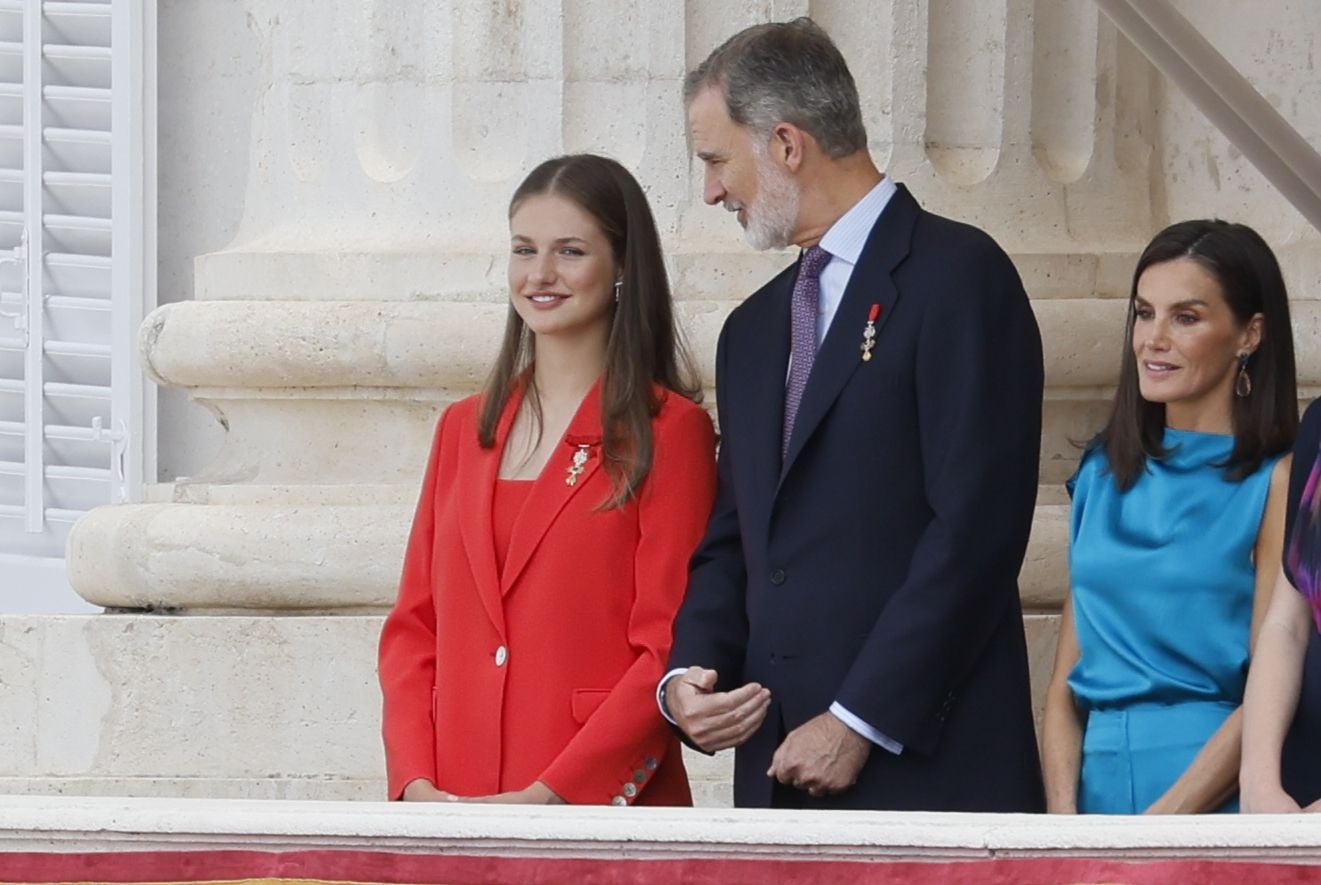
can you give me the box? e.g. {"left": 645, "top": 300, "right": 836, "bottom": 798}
{"left": 0, "top": 0, "right": 151, "bottom": 611}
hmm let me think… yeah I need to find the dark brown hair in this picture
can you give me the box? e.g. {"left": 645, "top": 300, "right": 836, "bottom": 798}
{"left": 1096, "top": 219, "right": 1297, "bottom": 490}
{"left": 478, "top": 154, "right": 702, "bottom": 507}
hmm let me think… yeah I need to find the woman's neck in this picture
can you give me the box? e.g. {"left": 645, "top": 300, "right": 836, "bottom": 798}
{"left": 530, "top": 333, "right": 607, "bottom": 405}
{"left": 1164, "top": 387, "right": 1234, "bottom": 435}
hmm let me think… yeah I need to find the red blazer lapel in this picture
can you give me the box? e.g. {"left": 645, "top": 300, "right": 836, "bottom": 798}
{"left": 501, "top": 380, "right": 606, "bottom": 596}
{"left": 456, "top": 390, "right": 521, "bottom": 639}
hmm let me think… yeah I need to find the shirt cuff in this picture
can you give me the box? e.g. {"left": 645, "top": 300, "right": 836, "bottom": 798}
{"left": 656, "top": 668, "right": 687, "bottom": 725}
{"left": 830, "top": 701, "right": 903, "bottom": 755}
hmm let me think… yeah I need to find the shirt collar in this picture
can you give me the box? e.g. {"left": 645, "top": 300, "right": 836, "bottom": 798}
{"left": 817, "top": 176, "right": 897, "bottom": 266}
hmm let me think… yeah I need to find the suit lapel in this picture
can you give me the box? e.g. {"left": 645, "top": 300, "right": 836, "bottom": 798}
{"left": 779, "top": 185, "right": 919, "bottom": 482}
{"left": 500, "top": 380, "right": 605, "bottom": 595}
{"left": 455, "top": 390, "right": 519, "bottom": 639}
{"left": 742, "top": 270, "right": 794, "bottom": 502}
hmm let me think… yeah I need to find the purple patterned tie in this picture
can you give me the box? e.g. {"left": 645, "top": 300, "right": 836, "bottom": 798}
{"left": 782, "top": 245, "right": 831, "bottom": 458}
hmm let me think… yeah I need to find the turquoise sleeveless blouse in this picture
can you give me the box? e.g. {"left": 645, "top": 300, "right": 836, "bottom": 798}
{"left": 1067, "top": 429, "right": 1278, "bottom": 711}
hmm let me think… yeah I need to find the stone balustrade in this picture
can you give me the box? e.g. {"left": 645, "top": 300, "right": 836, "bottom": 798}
{"left": 1, "top": 795, "right": 1320, "bottom": 882}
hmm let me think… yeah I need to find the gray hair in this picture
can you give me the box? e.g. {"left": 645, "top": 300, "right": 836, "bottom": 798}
{"left": 684, "top": 17, "right": 867, "bottom": 159}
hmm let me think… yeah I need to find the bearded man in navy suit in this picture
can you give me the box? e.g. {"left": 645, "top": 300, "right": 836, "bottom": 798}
{"left": 659, "top": 18, "right": 1046, "bottom": 811}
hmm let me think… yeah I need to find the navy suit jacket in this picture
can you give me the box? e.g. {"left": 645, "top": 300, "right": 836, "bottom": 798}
{"left": 667, "top": 185, "right": 1046, "bottom": 811}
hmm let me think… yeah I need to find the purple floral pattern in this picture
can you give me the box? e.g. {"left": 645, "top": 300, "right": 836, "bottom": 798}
{"left": 1286, "top": 447, "right": 1321, "bottom": 634}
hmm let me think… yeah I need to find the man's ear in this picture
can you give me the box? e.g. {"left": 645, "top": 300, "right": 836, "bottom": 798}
{"left": 770, "top": 122, "right": 807, "bottom": 173}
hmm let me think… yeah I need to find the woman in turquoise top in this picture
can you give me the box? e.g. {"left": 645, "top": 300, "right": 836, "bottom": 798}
{"left": 1043, "top": 220, "right": 1298, "bottom": 814}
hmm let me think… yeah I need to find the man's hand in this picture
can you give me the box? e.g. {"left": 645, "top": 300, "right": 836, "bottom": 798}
{"left": 667, "top": 666, "right": 770, "bottom": 752}
{"left": 767, "top": 711, "right": 870, "bottom": 797}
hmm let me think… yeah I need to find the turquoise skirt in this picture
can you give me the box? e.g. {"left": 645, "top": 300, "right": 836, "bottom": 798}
{"left": 1078, "top": 701, "right": 1238, "bottom": 814}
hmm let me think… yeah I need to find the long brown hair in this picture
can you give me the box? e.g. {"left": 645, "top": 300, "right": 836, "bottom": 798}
{"left": 478, "top": 154, "right": 702, "bottom": 507}
{"left": 1096, "top": 219, "right": 1297, "bottom": 490}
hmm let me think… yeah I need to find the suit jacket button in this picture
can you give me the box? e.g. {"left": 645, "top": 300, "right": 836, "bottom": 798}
{"left": 770, "top": 569, "right": 786, "bottom": 585}
{"left": 494, "top": 646, "right": 508, "bottom": 667}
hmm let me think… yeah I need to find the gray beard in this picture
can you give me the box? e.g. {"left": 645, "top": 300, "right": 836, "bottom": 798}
{"left": 743, "top": 153, "right": 801, "bottom": 251}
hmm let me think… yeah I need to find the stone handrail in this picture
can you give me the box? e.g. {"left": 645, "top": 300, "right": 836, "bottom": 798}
{"left": 1095, "top": 0, "right": 1321, "bottom": 234}
{"left": 1, "top": 795, "right": 1319, "bottom": 860}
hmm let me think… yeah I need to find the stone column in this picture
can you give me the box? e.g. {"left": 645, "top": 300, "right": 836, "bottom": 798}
{"left": 773, "top": 0, "right": 1159, "bottom": 719}
{"left": 58, "top": 0, "right": 1190, "bottom": 800}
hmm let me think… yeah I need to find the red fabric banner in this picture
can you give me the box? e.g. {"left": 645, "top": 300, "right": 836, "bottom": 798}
{"left": 2, "top": 850, "right": 1320, "bottom": 885}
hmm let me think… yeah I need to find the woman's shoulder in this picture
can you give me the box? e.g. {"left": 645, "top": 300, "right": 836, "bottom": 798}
{"left": 651, "top": 388, "right": 716, "bottom": 448}
{"left": 432, "top": 393, "right": 486, "bottom": 441}
{"left": 653, "top": 387, "right": 712, "bottom": 423}
{"left": 442, "top": 392, "right": 484, "bottom": 423}
{"left": 1284, "top": 400, "right": 1321, "bottom": 534}
{"left": 1286, "top": 400, "right": 1321, "bottom": 488}
{"left": 1067, "top": 443, "right": 1110, "bottom": 498}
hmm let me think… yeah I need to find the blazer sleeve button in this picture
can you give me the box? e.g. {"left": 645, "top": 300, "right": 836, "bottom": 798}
{"left": 770, "top": 569, "right": 786, "bottom": 586}
{"left": 611, "top": 796, "right": 627, "bottom": 806}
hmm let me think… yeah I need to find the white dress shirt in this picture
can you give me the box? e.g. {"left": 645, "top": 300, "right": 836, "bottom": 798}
{"left": 658, "top": 177, "right": 904, "bottom": 756}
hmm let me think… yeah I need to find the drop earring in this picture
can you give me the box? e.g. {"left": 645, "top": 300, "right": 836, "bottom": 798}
{"left": 613, "top": 280, "right": 622, "bottom": 304}
{"left": 1235, "top": 352, "right": 1252, "bottom": 398}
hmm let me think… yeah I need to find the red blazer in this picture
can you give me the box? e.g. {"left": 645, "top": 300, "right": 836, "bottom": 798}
{"left": 378, "top": 381, "right": 716, "bottom": 804}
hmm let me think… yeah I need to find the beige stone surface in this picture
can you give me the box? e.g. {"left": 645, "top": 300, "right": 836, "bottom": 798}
{"left": 68, "top": 505, "right": 409, "bottom": 611}
{"left": 139, "top": 296, "right": 1156, "bottom": 393}
{"left": 6, "top": 793, "right": 1321, "bottom": 859}
{"left": 1163, "top": 1, "right": 1321, "bottom": 247}
{"left": 5, "top": 794, "right": 1321, "bottom": 859}
{"left": 101, "top": 0, "right": 1321, "bottom": 615}
{"left": 0, "top": 616, "right": 384, "bottom": 790}
{"left": 149, "top": 0, "right": 1168, "bottom": 477}
{"left": 0, "top": 612, "right": 1062, "bottom": 806}
{"left": 0, "top": 777, "right": 383, "bottom": 800}
{"left": 67, "top": 501, "right": 1075, "bottom": 614}
{"left": 0, "top": 614, "right": 739, "bottom": 805}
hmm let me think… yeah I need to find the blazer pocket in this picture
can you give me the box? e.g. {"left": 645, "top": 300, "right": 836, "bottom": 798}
{"left": 570, "top": 688, "right": 612, "bottom": 724}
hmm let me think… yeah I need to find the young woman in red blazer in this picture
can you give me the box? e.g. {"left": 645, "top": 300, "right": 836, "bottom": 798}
{"left": 378, "top": 154, "right": 717, "bottom": 806}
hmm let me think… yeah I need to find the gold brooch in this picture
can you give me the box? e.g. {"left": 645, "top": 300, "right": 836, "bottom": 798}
{"left": 566, "top": 443, "right": 592, "bottom": 486}
{"left": 861, "top": 303, "right": 880, "bottom": 362}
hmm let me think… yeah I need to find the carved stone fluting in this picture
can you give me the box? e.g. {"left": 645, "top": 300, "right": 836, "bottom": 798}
{"left": 67, "top": 0, "right": 515, "bottom": 612}
{"left": 68, "top": 0, "right": 710, "bottom": 612}
{"left": 893, "top": 0, "right": 1156, "bottom": 252}
{"left": 68, "top": 1, "right": 1158, "bottom": 615}
{"left": 815, "top": 1, "right": 1159, "bottom": 626}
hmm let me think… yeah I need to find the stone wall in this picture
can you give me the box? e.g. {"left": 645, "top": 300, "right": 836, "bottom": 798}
{"left": 3, "top": 0, "right": 1319, "bottom": 801}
